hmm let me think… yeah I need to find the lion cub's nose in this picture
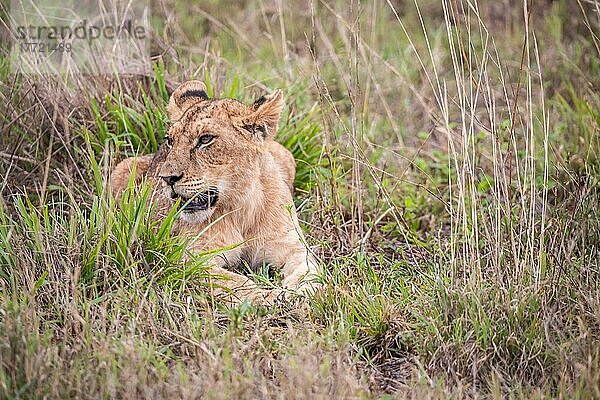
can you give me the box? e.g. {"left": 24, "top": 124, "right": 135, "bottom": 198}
{"left": 160, "top": 173, "right": 183, "bottom": 186}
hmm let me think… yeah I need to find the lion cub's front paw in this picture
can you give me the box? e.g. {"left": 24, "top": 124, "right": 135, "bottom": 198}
{"left": 247, "top": 288, "right": 285, "bottom": 306}
{"left": 215, "top": 287, "right": 284, "bottom": 307}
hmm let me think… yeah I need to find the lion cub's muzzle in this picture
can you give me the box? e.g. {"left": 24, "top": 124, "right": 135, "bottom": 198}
{"left": 170, "top": 187, "right": 219, "bottom": 212}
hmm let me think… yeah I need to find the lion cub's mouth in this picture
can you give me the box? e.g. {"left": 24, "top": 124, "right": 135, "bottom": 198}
{"left": 171, "top": 188, "right": 219, "bottom": 211}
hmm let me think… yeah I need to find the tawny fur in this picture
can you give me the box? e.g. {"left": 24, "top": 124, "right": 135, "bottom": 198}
{"left": 110, "top": 81, "right": 318, "bottom": 305}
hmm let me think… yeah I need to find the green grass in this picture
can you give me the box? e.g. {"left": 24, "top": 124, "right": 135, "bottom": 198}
{"left": 1, "top": 0, "right": 599, "bottom": 398}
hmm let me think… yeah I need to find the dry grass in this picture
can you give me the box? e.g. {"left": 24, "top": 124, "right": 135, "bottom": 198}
{"left": 1, "top": 0, "right": 599, "bottom": 398}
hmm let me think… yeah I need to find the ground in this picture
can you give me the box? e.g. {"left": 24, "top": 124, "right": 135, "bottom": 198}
{"left": 0, "top": 0, "right": 599, "bottom": 398}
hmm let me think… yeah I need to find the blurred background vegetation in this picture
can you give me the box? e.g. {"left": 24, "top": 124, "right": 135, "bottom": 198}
{"left": 0, "top": 0, "right": 598, "bottom": 398}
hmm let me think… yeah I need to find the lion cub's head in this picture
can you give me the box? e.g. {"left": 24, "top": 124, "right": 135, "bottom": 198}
{"left": 158, "top": 80, "right": 284, "bottom": 222}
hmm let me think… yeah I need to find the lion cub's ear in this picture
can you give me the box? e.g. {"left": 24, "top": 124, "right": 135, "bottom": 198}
{"left": 167, "top": 80, "right": 209, "bottom": 121}
{"left": 240, "top": 89, "right": 284, "bottom": 140}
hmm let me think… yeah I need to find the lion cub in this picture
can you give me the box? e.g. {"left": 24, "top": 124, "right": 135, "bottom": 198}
{"left": 111, "top": 81, "right": 319, "bottom": 304}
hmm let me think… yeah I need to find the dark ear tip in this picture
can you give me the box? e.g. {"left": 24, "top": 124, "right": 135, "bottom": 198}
{"left": 180, "top": 89, "right": 209, "bottom": 102}
{"left": 252, "top": 89, "right": 284, "bottom": 109}
{"left": 253, "top": 95, "right": 267, "bottom": 108}
{"left": 172, "top": 80, "right": 209, "bottom": 105}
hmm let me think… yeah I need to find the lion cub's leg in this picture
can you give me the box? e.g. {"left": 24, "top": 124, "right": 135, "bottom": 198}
{"left": 185, "top": 224, "right": 281, "bottom": 305}
{"left": 205, "top": 264, "right": 282, "bottom": 305}
{"left": 283, "top": 253, "right": 319, "bottom": 291}
{"left": 280, "top": 248, "right": 319, "bottom": 295}
{"left": 110, "top": 155, "right": 154, "bottom": 197}
{"left": 260, "top": 231, "right": 320, "bottom": 297}
{"left": 203, "top": 261, "right": 283, "bottom": 306}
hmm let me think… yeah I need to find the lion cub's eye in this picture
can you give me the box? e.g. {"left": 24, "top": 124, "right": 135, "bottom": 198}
{"left": 165, "top": 136, "right": 173, "bottom": 149}
{"left": 196, "top": 134, "right": 216, "bottom": 149}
